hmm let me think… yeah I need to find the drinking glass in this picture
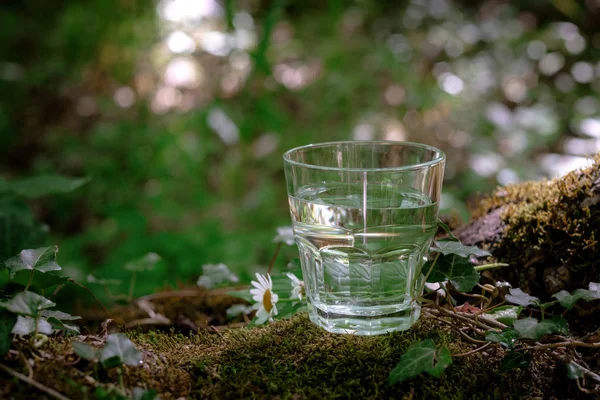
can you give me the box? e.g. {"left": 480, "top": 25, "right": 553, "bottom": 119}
{"left": 283, "top": 141, "right": 445, "bottom": 335}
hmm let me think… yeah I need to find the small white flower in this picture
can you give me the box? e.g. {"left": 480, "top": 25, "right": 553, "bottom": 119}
{"left": 273, "top": 226, "right": 295, "bottom": 246}
{"left": 286, "top": 272, "right": 305, "bottom": 301}
{"left": 250, "top": 273, "right": 279, "bottom": 324}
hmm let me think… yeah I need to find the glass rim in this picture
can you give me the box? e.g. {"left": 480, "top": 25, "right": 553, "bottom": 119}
{"left": 283, "top": 140, "right": 446, "bottom": 172}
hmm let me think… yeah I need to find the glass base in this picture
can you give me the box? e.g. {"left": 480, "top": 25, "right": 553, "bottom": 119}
{"left": 307, "top": 302, "right": 421, "bottom": 336}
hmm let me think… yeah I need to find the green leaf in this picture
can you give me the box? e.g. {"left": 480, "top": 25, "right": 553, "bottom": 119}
{"left": 552, "top": 286, "right": 600, "bottom": 310}
{"left": 0, "top": 291, "right": 55, "bottom": 317}
{"left": 100, "top": 333, "right": 142, "bottom": 368}
{"left": 72, "top": 342, "right": 100, "bottom": 361}
{"left": 425, "top": 254, "right": 480, "bottom": 292}
{"left": 12, "top": 316, "right": 52, "bottom": 335}
{"left": 388, "top": 340, "right": 452, "bottom": 384}
{"left": 40, "top": 310, "right": 81, "bottom": 321}
{"left": 483, "top": 306, "right": 522, "bottom": 325}
{"left": 566, "top": 362, "right": 585, "bottom": 379}
{"left": 125, "top": 253, "right": 161, "bottom": 273}
{"left": 513, "top": 316, "right": 569, "bottom": 340}
{"left": 47, "top": 317, "right": 80, "bottom": 335}
{"left": 432, "top": 240, "right": 491, "bottom": 258}
{"left": 505, "top": 288, "right": 540, "bottom": 307}
{"left": 485, "top": 328, "right": 519, "bottom": 350}
{"left": 10, "top": 175, "right": 90, "bottom": 198}
{"left": 500, "top": 351, "right": 531, "bottom": 371}
{"left": 0, "top": 311, "right": 17, "bottom": 355}
{"left": 2, "top": 246, "right": 61, "bottom": 278}
{"left": 197, "top": 263, "right": 239, "bottom": 289}
{"left": 436, "top": 219, "right": 459, "bottom": 241}
{"left": 10, "top": 269, "right": 68, "bottom": 290}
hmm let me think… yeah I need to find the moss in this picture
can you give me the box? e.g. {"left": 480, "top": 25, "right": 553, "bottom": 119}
{"left": 2, "top": 314, "right": 578, "bottom": 399}
{"left": 468, "top": 153, "right": 600, "bottom": 297}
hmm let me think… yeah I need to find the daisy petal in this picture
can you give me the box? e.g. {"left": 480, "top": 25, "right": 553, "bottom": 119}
{"left": 271, "top": 292, "right": 279, "bottom": 303}
{"left": 251, "top": 281, "right": 263, "bottom": 289}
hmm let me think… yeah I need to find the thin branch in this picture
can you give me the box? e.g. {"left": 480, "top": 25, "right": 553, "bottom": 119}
{"left": 18, "top": 350, "right": 33, "bottom": 379}
{"left": 424, "top": 311, "right": 487, "bottom": 343}
{"left": 267, "top": 242, "right": 282, "bottom": 276}
{"left": 515, "top": 341, "right": 600, "bottom": 352}
{"left": 474, "top": 263, "right": 509, "bottom": 272}
{"left": 0, "top": 363, "right": 72, "bottom": 400}
{"left": 68, "top": 279, "right": 110, "bottom": 318}
{"left": 453, "top": 342, "right": 493, "bottom": 358}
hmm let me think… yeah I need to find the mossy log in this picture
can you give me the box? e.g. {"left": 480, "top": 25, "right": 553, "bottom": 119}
{"left": 454, "top": 153, "right": 600, "bottom": 299}
{"left": 1, "top": 314, "right": 581, "bottom": 400}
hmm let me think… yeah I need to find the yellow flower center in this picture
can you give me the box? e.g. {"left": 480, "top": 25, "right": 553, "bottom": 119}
{"left": 263, "top": 289, "right": 273, "bottom": 312}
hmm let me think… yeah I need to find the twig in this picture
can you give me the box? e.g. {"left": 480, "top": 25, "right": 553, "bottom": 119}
{"left": 68, "top": 279, "right": 110, "bottom": 318}
{"left": 0, "top": 363, "right": 72, "bottom": 400}
{"left": 426, "top": 308, "right": 487, "bottom": 336}
{"left": 474, "top": 263, "right": 509, "bottom": 272}
{"left": 453, "top": 342, "right": 493, "bottom": 358}
{"left": 18, "top": 350, "right": 33, "bottom": 379}
{"left": 124, "top": 316, "right": 172, "bottom": 329}
{"left": 267, "top": 242, "right": 282, "bottom": 276}
{"left": 581, "top": 328, "right": 600, "bottom": 343}
{"left": 424, "top": 311, "right": 487, "bottom": 343}
{"left": 515, "top": 341, "right": 600, "bottom": 352}
{"left": 210, "top": 326, "right": 223, "bottom": 337}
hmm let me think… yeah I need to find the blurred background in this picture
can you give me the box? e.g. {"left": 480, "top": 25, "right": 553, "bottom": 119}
{"left": 1, "top": 0, "right": 599, "bottom": 300}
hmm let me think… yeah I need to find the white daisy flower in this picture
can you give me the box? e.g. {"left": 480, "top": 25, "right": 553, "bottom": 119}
{"left": 273, "top": 226, "right": 295, "bottom": 246}
{"left": 250, "top": 273, "right": 279, "bottom": 324}
{"left": 286, "top": 272, "right": 305, "bottom": 301}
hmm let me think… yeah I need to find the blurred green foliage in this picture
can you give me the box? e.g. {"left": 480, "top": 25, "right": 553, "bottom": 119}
{"left": 0, "top": 0, "right": 599, "bottom": 300}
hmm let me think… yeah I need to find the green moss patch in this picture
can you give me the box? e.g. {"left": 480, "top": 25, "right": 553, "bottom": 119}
{"left": 1, "top": 314, "right": 578, "bottom": 399}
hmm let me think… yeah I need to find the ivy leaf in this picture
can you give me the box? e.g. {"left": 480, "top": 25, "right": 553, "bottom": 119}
{"left": 125, "top": 253, "right": 161, "bottom": 273}
{"left": 425, "top": 254, "right": 480, "bottom": 292}
{"left": 483, "top": 306, "right": 522, "bottom": 325}
{"left": 0, "top": 291, "right": 55, "bottom": 317}
{"left": 10, "top": 175, "right": 90, "bottom": 198}
{"left": 0, "top": 311, "right": 17, "bottom": 355}
{"left": 485, "top": 328, "right": 519, "bottom": 350}
{"left": 2, "top": 246, "right": 61, "bottom": 278}
{"left": 436, "top": 219, "right": 458, "bottom": 241}
{"left": 73, "top": 342, "right": 101, "bottom": 361}
{"left": 197, "top": 263, "right": 239, "bottom": 289}
{"left": 431, "top": 240, "right": 491, "bottom": 258}
{"left": 552, "top": 285, "right": 600, "bottom": 310}
{"left": 11, "top": 316, "right": 53, "bottom": 335}
{"left": 10, "top": 269, "right": 67, "bottom": 290}
{"left": 40, "top": 310, "right": 81, "bottom": 321}
{"left": 566, "top": 362, "right": 585, "bottom": 379}
{"left": 500, "top": 351, "right": 531, "bottom": 371}
{"left": 47, "top": 317, "right": 80, "bottom": 335}
{"left": 388, "top": 340, "right": 452, "bottom": 384}
{"left": 100, "top": 333, "right": 142, "bottom": 368}
{"left": 505, "top": 288, "right": 540, "bottom": 307}
{"left": 513, "top": 316, "right": 569, "bottom": 340}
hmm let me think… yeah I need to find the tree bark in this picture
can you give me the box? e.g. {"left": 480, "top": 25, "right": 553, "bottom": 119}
{"left": 453, "top": 154, "right": 600, "bottom": 299}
